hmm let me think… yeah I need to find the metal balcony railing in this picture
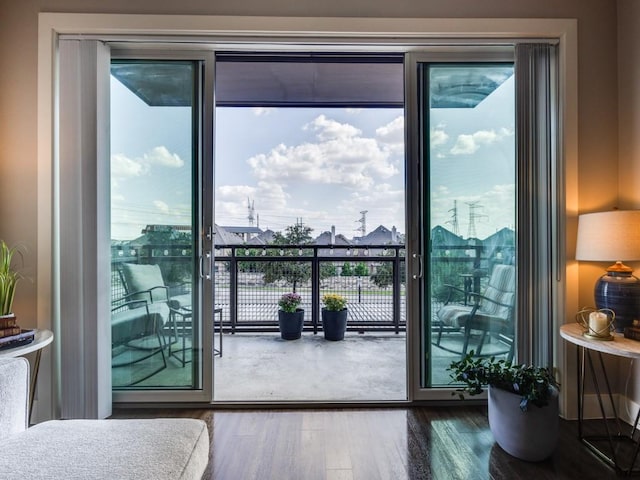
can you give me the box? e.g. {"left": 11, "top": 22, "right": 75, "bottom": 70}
{"left": 111, "top": 242, "right": 503, "bottom": 335}
{"left": 215, "top": 244, "right": 406, "bottom": 333}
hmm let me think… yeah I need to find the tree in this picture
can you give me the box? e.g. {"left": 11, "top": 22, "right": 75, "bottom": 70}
{"left": 354, "top": 262, "right": 368, "bottom": 277}
{"left": 273, "top": 223, "right": 313, "bottom": 245}
{"left": 320, "top": 263, "right": 337, "bottom": 278}
{"left": 370, "top": 257, "right": 406, "bottom": 289}
{"left": 371, "top": 262, "right": 392, "bottom": 288}
{"left": 341, "top": 262, "right": 353, "bottom": 276}
{"left": 431, "top": 259, "right": 466, "bottom": 303}
{"left": 261, "top": 223, "right": 313, "bottom": 292}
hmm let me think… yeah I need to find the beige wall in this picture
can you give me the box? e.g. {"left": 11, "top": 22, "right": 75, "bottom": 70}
{"left": 618, "top": 0, "right": 640, "bottom": 405}
{"left": 0, "top": 0, "right": 623, "bottom": 415}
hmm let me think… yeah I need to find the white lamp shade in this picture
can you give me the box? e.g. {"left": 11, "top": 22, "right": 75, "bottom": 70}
{"left": 576, "top": 210, "right": 640, "bottom": 261}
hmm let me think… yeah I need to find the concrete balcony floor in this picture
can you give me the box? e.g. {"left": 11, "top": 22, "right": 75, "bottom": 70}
{"left": 113, "top": 330, "right": 511, "bottom": 401}
{"left": 214, "top": 332, "right": 407, "bottom": 402}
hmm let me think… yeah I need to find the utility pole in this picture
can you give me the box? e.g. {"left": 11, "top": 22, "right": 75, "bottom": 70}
{"left": 447, "top": 200, "right": 460, "bottom": 236}
{"left": 247, "top": 198, "right": 255, "bottom": 226}
{"left": 466, "top": 202, "right": 487, "bottom": 239}
{"left": 356, "top": 210, "right": 368, "bottom": 237}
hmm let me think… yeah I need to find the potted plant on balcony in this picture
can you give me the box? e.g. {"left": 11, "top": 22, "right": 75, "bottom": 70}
{"left": 448, "top": 352, "right": 559, "bottom": 462}
{"left": 277, "top": 292, "right": 304, "bottom": 340}
{"left": 0, "top": 240, "right": 22, "bottom": 322}
{"left": 321, "top": 293, "right": 348, "bottom": 341}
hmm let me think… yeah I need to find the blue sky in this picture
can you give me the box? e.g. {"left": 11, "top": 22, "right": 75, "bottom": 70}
{"left": 215, "top": 107, "right": 405, "bottom": 238}
{"left": 110, "top": 69, "right": 514, "bottom": 242}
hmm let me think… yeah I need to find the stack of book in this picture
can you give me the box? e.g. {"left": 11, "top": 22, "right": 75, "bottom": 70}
{"left": 0, "top": 315, "right": 35, "bottom": 350}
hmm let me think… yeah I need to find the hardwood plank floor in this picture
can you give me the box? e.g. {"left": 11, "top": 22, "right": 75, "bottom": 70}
{"left": 112, "top": 407, "right": 617, "bottom": 479}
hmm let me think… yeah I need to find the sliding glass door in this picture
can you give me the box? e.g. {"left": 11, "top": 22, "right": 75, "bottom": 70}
{"left": 406, "top": 57, "right": 517, "bottom": 390}
{"left": 109, "top": 57, "right": 214, "bottom": 401}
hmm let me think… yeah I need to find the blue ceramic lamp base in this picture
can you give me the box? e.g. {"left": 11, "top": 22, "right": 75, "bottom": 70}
{"left": 595, "top": 271, "right": 640, "bottom": 332}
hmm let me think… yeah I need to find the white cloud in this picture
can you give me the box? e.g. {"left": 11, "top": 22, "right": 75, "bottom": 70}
{"left": 252, "top": 107, "right": 276, "bottom": 116}
{"left": 450, "top": 135, "right": 478, "bottom": 155}
{"left": 111, "top": 153, "right": 147, "bottom": 178}
{"left": 431, "top": 128, "right": 449, "bottom": 147}
{"left": 304, "top": 114, "right": 361, "bottom": 141}
{"left": 111, "top": 146, "right": 185, "bottom": 178}
{"left": 345, "top": 108, "right": 363, "bottom": 115}
{"left": 143, "top": 146, "right": 185, "bottom": 168}
{"left": 376, "top": 116, "right": 404, "bottom": 142}
{"left": 248, "top": 115, "right": 398, "bottom": 191}
{"left": 153, "top": 200, "right": 170, "bottom": 214}
{"left": 376, "top": 116, "right": 405, "bottom": 156}
{"left": 450, "top": 129, "right": 511, "bottom": 155}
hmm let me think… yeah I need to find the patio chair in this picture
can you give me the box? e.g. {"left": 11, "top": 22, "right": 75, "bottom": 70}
{"left": 119, "top": 262, "right": 193, "bottom": 321}
{"left": 119, "top": 262, "right": 194, "bottom": 358}
{"left": 111, "top": 298, "right": 167, "bottom": 385}
{"left": 434, "top": 264, "right": 515, "bottom": 361}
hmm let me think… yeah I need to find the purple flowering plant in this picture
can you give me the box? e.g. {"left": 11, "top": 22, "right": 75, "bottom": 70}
{"left": 278, "top": 292, "right": 302, "bottom": 313}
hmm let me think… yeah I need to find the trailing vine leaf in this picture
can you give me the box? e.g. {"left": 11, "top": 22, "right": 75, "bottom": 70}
{"left": 448, "top": 351, "right": 559, "bottom": 412}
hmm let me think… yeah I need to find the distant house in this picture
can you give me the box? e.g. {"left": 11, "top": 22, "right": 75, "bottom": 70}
{"left": 247, "top": 229, "right": 276, "bottom": 245}
{"left": 315, "top": 226, "right": 352, "bottom": 256}
{"left": 482, "top": 227, "right": 515, "bottom": 267}
{"left": 214, "top": 225, "right": 245, "bottom": 246}
{"left": 353, "top": 225, "right": 404, "bottom": 245}
{"left": 432, "top": 225, "right": 470, "bottom": 252}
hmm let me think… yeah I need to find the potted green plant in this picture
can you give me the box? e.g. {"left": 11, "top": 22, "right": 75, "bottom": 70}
{"left": 321, "top": 293, "right": 348, "bottom": 341}
{"left": 448, "top": 352, "right": 560, "bottom": 462}
{"left": 0, "top": 240, "right": 22, "bottom": 319}
{"left": 277, "top": 292, "right": 304, "bottom": 340}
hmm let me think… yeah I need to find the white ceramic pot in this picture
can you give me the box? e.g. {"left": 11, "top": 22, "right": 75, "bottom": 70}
{"left": 488, "top": 384, "right": 559, "bottom": 462}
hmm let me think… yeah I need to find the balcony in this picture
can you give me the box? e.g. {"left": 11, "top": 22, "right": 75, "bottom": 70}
{"left": 110, "top": 241, "right": 512, "bottom": 399}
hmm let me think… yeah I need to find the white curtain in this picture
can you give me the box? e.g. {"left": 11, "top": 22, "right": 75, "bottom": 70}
{"left": 57, "top": 39, "right": 112, "bottom": 419}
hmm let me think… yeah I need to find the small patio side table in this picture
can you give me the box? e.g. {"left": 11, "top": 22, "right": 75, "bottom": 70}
{"left": 169, "top": 306, "right": 223, "bottom": 366}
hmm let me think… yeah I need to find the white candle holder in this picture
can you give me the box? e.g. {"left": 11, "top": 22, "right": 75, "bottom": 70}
{"left": 576, "top": 307, "right": 615, "bottom": 340}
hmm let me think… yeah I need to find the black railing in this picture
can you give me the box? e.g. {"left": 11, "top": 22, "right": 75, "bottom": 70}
{"left": 215, "top": 244, "right": 406, "bottom": 333}
{"left": 111, "top": 241, "right": 507, "bottom": 334}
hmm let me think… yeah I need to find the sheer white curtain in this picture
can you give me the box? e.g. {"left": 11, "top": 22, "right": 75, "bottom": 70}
{"left": 57, "top": 39, "right": 112, "bottom": 419}
{"left": 515, "top": 43, "right": 560, "bottom": 367}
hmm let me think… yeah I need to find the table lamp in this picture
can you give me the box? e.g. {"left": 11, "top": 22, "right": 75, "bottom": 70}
{"left": 576, "top": 210, "right": 640, "bottom": 332}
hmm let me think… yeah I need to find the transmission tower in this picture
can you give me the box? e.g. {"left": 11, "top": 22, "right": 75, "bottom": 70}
{"left": 356, "top": 210, "right": 368, "bottom": 237}
{"left": 247, "top": 198, "right": 255, "bottom": 226}
{"left": 447, "top": 200, "right": 460, "bottom": 236}
{"left": 466, "top": 202, "right": 487, "bottom": 239}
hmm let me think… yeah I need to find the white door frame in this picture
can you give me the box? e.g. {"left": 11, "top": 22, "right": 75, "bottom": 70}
{"left": 37, "top": 13, "right": 577, "bottom": 415}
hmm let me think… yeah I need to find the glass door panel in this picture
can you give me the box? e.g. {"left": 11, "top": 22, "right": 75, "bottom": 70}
{"left": 422, "top": 63, "right": 516, "bottom": 387}
{"left": 110, "top": 60, "right": 202, "bottom": 390}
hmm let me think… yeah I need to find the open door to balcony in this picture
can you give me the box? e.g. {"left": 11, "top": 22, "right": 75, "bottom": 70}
{"left": 212, "top": 54, "right": 409, "bottom": 402}
{"left": 107, "top": 50, "right": 528, "bottom": 403}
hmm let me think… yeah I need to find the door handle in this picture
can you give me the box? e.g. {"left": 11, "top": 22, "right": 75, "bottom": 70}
{"left": 199, "top": 251, "right": 212, "bottom": 280}
{"left": 412, "top": 253, "right": 423, "bottom": 280}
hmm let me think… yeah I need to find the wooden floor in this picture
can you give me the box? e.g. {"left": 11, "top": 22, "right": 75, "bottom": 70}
{"left": 112, "top": 406, "right": 617, "bottom": 480}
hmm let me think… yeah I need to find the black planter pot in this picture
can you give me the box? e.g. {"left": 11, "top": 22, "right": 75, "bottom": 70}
{"left": 278, "top": 309, "right": 304, "bottom": 340}
{"left": 321, "top": 308, "right": 348, "bottom": 341}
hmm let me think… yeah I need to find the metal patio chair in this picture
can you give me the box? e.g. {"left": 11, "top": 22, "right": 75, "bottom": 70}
{"left": 434, "top": 264, "right": 515, "bottom": 361}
